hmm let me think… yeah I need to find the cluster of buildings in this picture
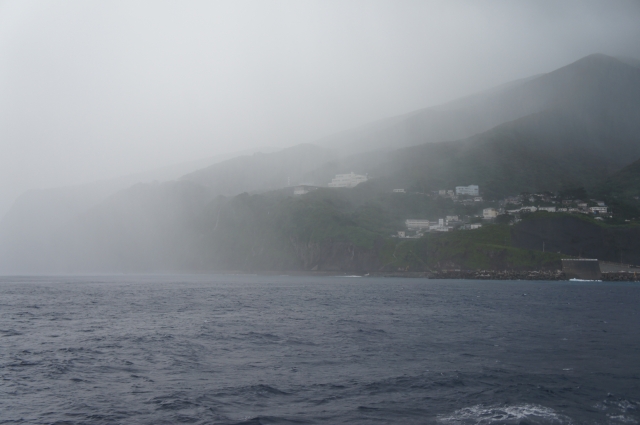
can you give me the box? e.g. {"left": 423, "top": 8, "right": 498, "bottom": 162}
{"left": 327, "top": 172, "right": 368, "bottom": 188}
{"left": 496, "top": 193, "right": 609, "bottom": 218}
{"left": 395, "top": 185, "right": 484, "bottom": 237}
{"left": 433, "top": 185, "right": 483, "bottom": 203}
{"left": 398, "top": 216, "right": 482, "bottom": 238}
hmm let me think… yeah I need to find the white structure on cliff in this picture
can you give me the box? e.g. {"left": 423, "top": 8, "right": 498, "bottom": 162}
{"left": 483, "top": 208, "right": 498, "bottom": 219}
{"left": 456, "top": 185, "right": 479, "bottom": 196}
{"left": 293, "top": 185, "right": 318, "bottom": 196}
{"left": 328, "top": 172, "right": 368, "bottom": 188}
{"left": 429, "top": 218, "right": 452, "bottom": 232}
{"left": 405, "top": 219, "right": 430, "bottom": 229}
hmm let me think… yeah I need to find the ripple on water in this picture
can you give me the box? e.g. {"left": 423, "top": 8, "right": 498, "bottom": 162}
{"left": 437, "top": 404, "right": 571, "bottom": 424}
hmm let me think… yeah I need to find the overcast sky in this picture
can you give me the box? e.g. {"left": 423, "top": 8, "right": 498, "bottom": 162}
{"left": 1, "top": 0, "right": 640, "bottom": 215}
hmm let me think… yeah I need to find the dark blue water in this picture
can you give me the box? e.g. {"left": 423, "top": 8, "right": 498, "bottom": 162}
{"left": 0, "top": 275, "right": 638, "bottom": 424}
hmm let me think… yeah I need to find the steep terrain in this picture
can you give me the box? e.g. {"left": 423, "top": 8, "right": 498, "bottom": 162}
{"left": 3, "top": 54, "right": 640, "bottom": 273}
{"left": 512, "top": 213, "right": 640, "bottom": 264}
{"left": 318, "top": 54, "right": 640, "bottom": 155}
{"left": 182, "top": 144, "right": 337, "bottom": 190}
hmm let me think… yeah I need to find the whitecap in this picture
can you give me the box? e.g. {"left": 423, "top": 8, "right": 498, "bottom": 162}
{"left": 437, "top": 403, "right": 571, "bottom": 424}
{"left": 607, "top": 414, "right": 638, "bottom": 424}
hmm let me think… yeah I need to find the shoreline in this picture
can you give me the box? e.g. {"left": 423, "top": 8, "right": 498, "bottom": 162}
{"left": 249, "top": 270, "right": 640, "bottom": 281}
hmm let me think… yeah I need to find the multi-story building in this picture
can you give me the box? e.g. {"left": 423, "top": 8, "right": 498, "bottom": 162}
{"left": 590, "top": 206, "right": 608, "bottom": 214}
{"left": 405, "top": 219, "right": 430, "bottom": 229}
{"left": 327, "top": 172, "right": 368, "bottom": 188}
{"left": 429, "top": 219, "right": 451, "bottom": 232}
{"left": 455, "top": 185, "right": 479, "bottom": 196}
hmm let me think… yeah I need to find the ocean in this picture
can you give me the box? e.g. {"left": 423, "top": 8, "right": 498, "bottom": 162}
{"left": 0, "top": 275, "right": 638, "bottom": 424}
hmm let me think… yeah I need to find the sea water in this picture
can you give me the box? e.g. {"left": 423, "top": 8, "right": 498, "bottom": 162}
{"left": 0, "top": 275, "right": 638, "bottom": 424}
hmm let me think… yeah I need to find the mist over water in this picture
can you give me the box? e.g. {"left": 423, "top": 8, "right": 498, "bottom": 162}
{"left": 2, "top": 3, "right": 640, "bottom": 423}
{"left": 2, "top": 1, "right": 640, "bottom": 216}
{"left": 1, "top": 275, "right": 638, "bottom": 424}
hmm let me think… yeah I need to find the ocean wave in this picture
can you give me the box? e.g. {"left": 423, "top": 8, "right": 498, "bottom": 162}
{"left": 437, "top": 403, "right": 571, "bottom": 424}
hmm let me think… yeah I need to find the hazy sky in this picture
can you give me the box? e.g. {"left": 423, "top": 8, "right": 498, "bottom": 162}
{"left": 1, "top": 0, "right": 640, "bottom": 215}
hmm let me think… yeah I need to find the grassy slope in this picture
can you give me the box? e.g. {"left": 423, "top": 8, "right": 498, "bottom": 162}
{"left": 377, "top": 225, "right": 565, "bottom": 271}
{"left": 226, "top": 189, "right": 570, "bottom": 271}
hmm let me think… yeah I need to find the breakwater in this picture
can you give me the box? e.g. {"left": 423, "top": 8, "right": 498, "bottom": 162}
{"left": 368, "top": 270, "right": 639, "bottom": 281}
{"left": 601, "top": 272, "right": 640, "bottom": 282}
{"left": 369, "top": 270, "right": 565, "bottom": 280}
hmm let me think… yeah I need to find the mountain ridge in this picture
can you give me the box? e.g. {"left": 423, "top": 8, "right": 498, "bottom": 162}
{"left": 3, "top": 54, "right": 640, "bottom": 272}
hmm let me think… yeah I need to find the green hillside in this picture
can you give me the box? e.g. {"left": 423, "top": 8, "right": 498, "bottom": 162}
{"left": 3, "top": 54, "right": 640, "bottom": 273}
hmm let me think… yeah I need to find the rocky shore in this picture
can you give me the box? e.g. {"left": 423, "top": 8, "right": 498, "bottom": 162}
{"left": 367, "top": 270, "right": 640, "bottom": 281}
{"left": 601, "top": 272, "right": 640, "bottom": 282}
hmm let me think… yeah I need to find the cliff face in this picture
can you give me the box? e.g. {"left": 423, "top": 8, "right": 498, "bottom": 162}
{"left": 288, "top": 238, "right": 384, "bottom": 272}
{"left": 511, "top": 215, "right": 640, "bottom": 264}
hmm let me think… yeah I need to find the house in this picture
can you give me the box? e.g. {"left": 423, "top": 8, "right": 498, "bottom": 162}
{"left": 483, "top": 208, "right": 498, "bottom": 219}
{"left": 393, "top": 189, "right": 405, "bottom": 193}
{"left": 397, "top": 231, "right": 405, "bottom": 238}
{"left": 405, "top": 219, "right": 430, "bottom": 229}
{"left": 328, "top": 172, "right": 368, "bottom": 188}
{"left": 538, "top": 206, "right": 556, "bottom": 212}
{"left": 446, "top": 215, "right": 459, "bottom": 222}
{"left": 293, "top": 185, "right": 317, "bottom": 196}
{"left": 590, "top": 206, "right": 608, "bottom": 214}
{"left": 455, "top": 185, "right": 479, "bottom": 196}
{"left": 474, "top": 196, "right": 483, "bottom": 202}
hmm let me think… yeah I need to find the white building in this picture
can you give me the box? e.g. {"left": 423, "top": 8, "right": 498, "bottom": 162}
{"left": 393, "top": 189, "right": 405, "bottom": 193}
{"left": 538, "top": 206, "right": 556, "bottom": 212}
{"left": 431, "top": 226, "right": 451, "bottom": 232}
{"left": 405, "top": 219, "right": 430, "bottom": 229}
{"left": 469, "top": 223, "right": 482, "bottom": 229}
{"left": 446, "top": 215, "right": 459, "bottom": 222}
{"left": 328, "top": 172, "right": 368, "bottom": 188}
{"left": 456, "top": 185, "right": 479, "bottom": 196}
{"left": 590, "top": 206, "right": 608, "bottom": 214}
{"left": 483, "top": 208, "right": 498, "bottom": 219}
{"left": 429, "top": 218, "right": 452, "bottom": 232}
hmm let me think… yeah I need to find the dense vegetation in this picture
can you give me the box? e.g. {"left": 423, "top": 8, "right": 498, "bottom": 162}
{"left": 3, "top": 53, "right": 640, "bottom": 273}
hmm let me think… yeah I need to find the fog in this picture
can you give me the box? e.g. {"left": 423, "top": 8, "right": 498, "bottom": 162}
{"left": 1, "top": 0, "right": 640, "bottom": 217}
